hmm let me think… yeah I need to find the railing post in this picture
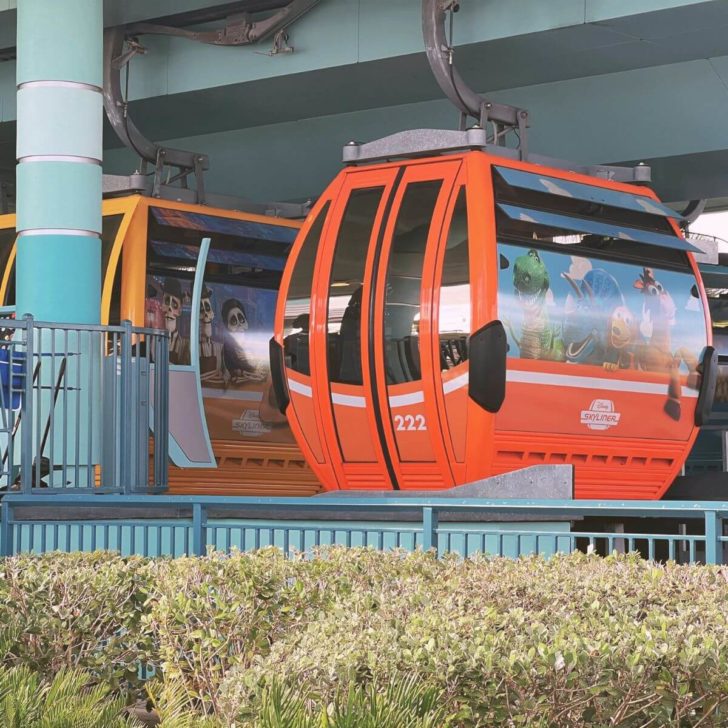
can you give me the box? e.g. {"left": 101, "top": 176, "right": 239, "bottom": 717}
{"left": 705, "top": 510, "right": 721, "bottom": 565}
{"left": 20, "top": 315, "right": 33, "bottom": 494}
{"left": 422, "top": 506, "right": 439, "bottom": 553}
{"left": 191, "top": 503, "right": 206, "bottom": 557}
{"left": 150, "top": 331, "right": 170, "bottom": 491}
{"left": 0, "top": 499, "right": 12, "bottom": 557}
{"left": 119, "top": 320, "right": 132, "bottom": 494}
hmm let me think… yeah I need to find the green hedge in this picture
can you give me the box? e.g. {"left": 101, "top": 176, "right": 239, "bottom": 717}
{"left": 2, "top": 549, "right": 728, "bottom": 726}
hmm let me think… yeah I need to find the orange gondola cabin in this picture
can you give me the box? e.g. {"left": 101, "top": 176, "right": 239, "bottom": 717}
{"left": 272, "top": 133, "right": 715, "bottom": 499}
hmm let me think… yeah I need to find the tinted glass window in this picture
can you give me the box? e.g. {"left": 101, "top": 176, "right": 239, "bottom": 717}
{"left": 146, "top": 208, "right": 298, "bottom": 368}
{"left": 327, "top": 188, "right": 384, "bottom": 385}
{"left": 283, "top": 202, "right": 330, "bottom": 375}
{"left": 383, "top": 180, "right": 442, "bottom": 385}
{"left": 498, "top": 241, "right": 706, "bottom": 375}
{"left": 101, "top": 214, "right": 124, "bottom": 279}
{"left": 439, "top": 188, "right": 469, "bottom": 370}
{"left": 0, "top": 227, "right": 15, "bottom": 306}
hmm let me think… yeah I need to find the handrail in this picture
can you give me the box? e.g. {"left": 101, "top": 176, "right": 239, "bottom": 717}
{"left": 2, "top": 493, "right": 727, "bottom": 563}
{"left": 4, "top": 493, "right": 728, "bottom": 518}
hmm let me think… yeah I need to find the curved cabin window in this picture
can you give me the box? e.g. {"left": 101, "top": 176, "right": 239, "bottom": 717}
{"left": 493, "top": 166, "right": 706, "bottom": 383}
{"left": 283, "top": 201, "right": 330, "bottom": 376}
{"left": 101, "top": 214, "right": 124, "bottom": 325}
{"left": 438, "top": 188, "right": 470, "bottom": 370}
{"left": 145, "top": 207, "right": 301, "bottom": 443}
{"left": 326, "top": 189, "right": 384, "bottom": 385}
{"left": 0, "top": 227, "right": 15, "bottom": 307}
{"left": 145, "top": 207, "right": 298, "bottom": 371}
{"left": 383, "top": 180, "right": 443, "bottom": 385}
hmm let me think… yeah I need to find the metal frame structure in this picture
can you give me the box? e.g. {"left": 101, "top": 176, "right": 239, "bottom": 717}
{"left": 103, "top": 1, "right": 321, "bottom": 205}
{"left": 343, "top": 0, "right": 654, "bottom": 187}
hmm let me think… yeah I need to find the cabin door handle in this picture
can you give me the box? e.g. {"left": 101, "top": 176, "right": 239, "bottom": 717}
{"left": 269, "top": 337, "right": 290, "bottom": 415}
{"left": 467, "top": 319, "right": 507, "bottom": 413}
{"left": 695, "top": 345, "right": 718, "bottom": 427}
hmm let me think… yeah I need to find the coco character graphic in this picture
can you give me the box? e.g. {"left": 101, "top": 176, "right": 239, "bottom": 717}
{"left": 222, "top": 298, "right": 259, "bottom": 383}
{"left": 162, "top": 278, "right": 190, "bottom": 365}
{"left": 145, "top": 283, "right": 164, "bottom": 330}
{"left": 505, "top": 249, "right": 564, "bottom": 361}
{"left": 199, "top": 285, "right": 223, "bottom": 382}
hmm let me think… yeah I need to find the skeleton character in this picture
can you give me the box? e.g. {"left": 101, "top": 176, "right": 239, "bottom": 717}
{"left": 162, "top": 278, "right": 190, "bottom": 365}
{"left": 199, "top": 285, "right": 223, "bottom": 382}
{"left": 222, "top": 298, "right": 256, "bottom": 381}
{"left": 145, "top": 283, "right": 164, "bottom": 330}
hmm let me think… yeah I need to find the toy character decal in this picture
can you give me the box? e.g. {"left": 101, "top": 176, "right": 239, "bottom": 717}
{"left": 498, "top": 244, "right": 706, "bottom": 427}
{"left": 633, "top": 267, "right": 699, "bottom": 420}
{"left": 504, "top": 249, "right": 564, "bottom": 361}
{"left": 604, "top": 305, "right": 637, "bottom": 371}
{"left": 561, "top": 268, "right": 624, "bottom": 366}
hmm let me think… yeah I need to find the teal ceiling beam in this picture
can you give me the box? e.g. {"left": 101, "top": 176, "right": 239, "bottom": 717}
{"left": 15, "top": 0, "right": 102, "bottom": 323}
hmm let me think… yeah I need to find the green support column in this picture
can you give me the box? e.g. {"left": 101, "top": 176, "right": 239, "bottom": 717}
{"left": 15, "top": 0, "right": 102, "bottom": 323}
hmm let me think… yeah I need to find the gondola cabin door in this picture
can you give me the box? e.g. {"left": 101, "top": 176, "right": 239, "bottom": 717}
{"left": 279, "top": 160, "right": 472, "bottom": 490}
{"left": 370, "top": 161, "right": 465, "bottom": 489}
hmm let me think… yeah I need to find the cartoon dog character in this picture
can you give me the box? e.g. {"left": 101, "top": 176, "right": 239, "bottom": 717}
{"left": 603, "top": 305, "right": 637, "bottom": 371}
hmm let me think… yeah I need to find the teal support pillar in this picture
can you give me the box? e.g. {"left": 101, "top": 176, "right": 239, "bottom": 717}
{"left": 15, "top": 0, "right": 102, "bottom": 324}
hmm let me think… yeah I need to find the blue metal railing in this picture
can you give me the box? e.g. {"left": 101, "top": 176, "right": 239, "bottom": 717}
{"left": 1, "top": 494, "right": 727, "bottom": 564}
{"left": 0, "top": 316, "right": 169, "bottom": 495}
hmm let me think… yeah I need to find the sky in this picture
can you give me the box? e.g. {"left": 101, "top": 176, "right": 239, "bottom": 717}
{"left": 691, "top": 211, "right": 728, "bottom": 245}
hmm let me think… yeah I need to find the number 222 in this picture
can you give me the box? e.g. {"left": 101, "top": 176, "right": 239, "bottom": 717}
{"left": 394, "top": 414, "right": 427, "bottom": 431}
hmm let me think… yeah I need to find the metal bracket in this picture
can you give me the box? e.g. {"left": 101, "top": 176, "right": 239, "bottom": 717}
{"left": 343, "top": 128, "right": 651, "bottom": 184}
{"left": 125, "top": 0, "right": 322, "bottom": 47}
{"left": 680, "top": 199, "right": 707, "bottom": 227}
{"left": 103, "top": 27, "right": 210, "bottom": 203}
{"left": 422, "top": 0, "right": 528, "bottom": 157}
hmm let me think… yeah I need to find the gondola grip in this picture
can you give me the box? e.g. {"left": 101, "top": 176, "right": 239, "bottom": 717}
{"left": 695, "top": 345, "right": 717, "bottom": 427}
{"left": 269, "top": 337, "right": 290, "bottom": 415}
{"left": 468, "top": 319, "right": 507, "bottom": 413}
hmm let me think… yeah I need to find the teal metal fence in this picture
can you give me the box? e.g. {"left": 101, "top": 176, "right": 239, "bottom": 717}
{"left": 0, "top": 316, "right": 169, "bottom": 495}
{"left": 1, "top": 494, "right": 726, "bottom": 563}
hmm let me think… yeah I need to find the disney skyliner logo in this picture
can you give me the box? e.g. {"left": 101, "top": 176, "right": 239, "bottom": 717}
{"left": 580, "top": 399, "right": 621, "bottom": 431}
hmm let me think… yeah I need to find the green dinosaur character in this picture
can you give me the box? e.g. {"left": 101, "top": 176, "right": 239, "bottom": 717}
{"left": 506, "top": 249, "right": 565, "bottom": 361}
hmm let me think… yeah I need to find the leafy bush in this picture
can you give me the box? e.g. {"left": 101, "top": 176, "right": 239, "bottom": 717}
{"left": 0, "top": 552, "right": 153, "bottom": 689}
{"left": 3, "top": 549, "right": 728, "bottom": 725}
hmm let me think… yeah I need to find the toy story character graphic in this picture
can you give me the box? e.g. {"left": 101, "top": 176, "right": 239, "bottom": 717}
{"left": 604, "top": 305, "right": 637, "bottom": 371}
{"left": 633, "top": 267, "right": 699, "bottom": 420}
{"left": 162, "top": 278, "right": 190, "bottom": 365}
{"left": 561, "top": 268, "right": 624, "bottom": 366}
{"left": 199, "top": 285, "right": 224, "bottom": 383}
{"left": 505, "top": 249, "right": 564, "bottom": 361}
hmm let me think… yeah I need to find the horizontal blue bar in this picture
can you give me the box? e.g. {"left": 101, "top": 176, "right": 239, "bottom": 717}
{"left": 4, "top": 494, "right": 728, "bottom": 519}
{"left": 494, "top": 166, "right": 681, "bottom": 219}
{"left": 497, "top": 203, "right": 699, "bottom": 253}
